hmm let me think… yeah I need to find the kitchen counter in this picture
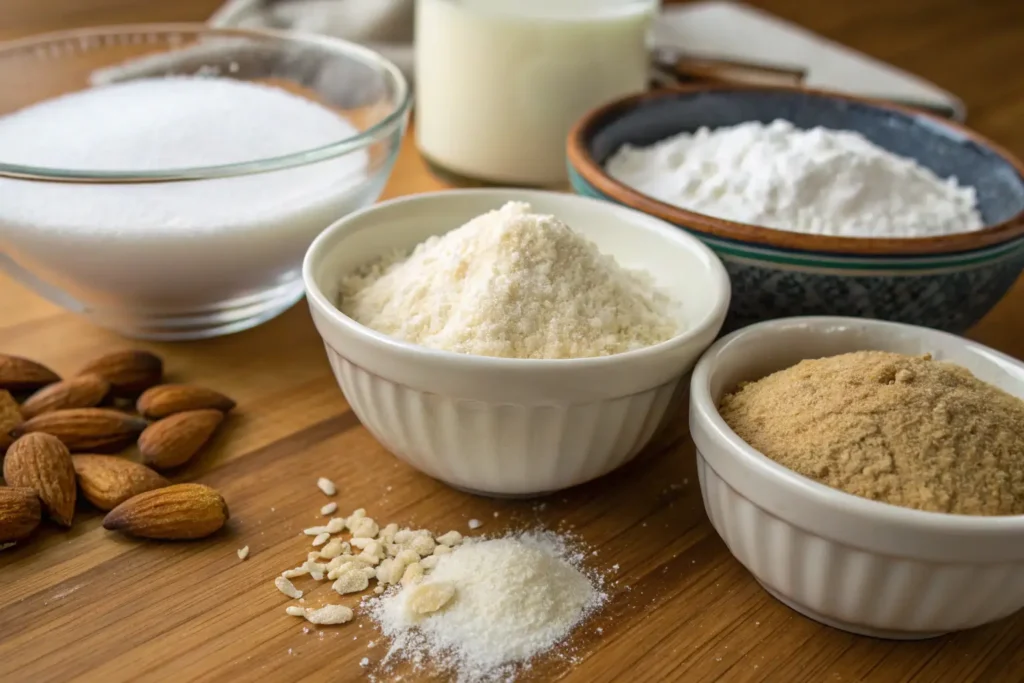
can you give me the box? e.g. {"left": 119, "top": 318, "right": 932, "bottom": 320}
{"left": 1, "top": 1, "right": 1023, "bottom": 681}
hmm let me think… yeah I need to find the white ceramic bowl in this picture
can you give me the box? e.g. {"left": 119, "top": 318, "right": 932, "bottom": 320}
{"left": 690, "top": 316, "right": 1024, "bottom": 639}
{"left": 304, "top": 189, "right": 730, "bottom": 496}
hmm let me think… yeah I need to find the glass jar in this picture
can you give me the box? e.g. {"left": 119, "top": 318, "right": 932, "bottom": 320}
{"left": 415, "top": 0, "right": 658, "bottom": 187}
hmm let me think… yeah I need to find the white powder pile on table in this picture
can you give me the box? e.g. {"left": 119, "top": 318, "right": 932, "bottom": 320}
{"left": 368, "top": 530, "right": 606, "bottom": 682}
{"left": 605, "top": 119, "right": 983, "bottom": 238}
{"left": 340, "top": 201, "right": 682, "bottom": 359}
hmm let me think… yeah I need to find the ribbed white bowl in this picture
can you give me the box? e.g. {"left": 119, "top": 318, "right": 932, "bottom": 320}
{"left": 304, "top": 189, "right": 730, "bottom": 496}
{"left": 690, "top": 317, "right": 1024, "bottom": 638}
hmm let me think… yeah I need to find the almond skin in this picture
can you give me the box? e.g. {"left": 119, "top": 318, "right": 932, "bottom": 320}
{"left": 103, "top": 483, "right": 229, "bottom": 540}
{"left": 13, "top": 408, "right": 149, "bottom": 453}
{"left": 138, "top": 409, "right": 224, "bottom": 470}
{"left": 0, "top": 390, "right": 20, "bottom": 452}
{"left": 77, "top": 350, "right": 163, "bottom": 396}
{"left": 0, "top": 487, "right": 42, "bottom": 542}
{"left": 3, "top": 433, "right": 76, "bottom": 527}
{"left": 20, "top": 374, "right": 111, "bottom": 420}
{"left": 136, "top": 384, "right": 236, "bottom": 420}
{"left": 0, "top": 354, "right": 60, "bottom": 393}
{"left": 72, "top": 455, "right": 170, "bottom": 512}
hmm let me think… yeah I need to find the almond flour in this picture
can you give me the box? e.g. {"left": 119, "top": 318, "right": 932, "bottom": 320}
{"left": 368, "top": 530, "right": 606, "bottom": 683}
{"left": 719, "top": 351, "right": 1024, "bottom": 515}
{"left": 339, "top": 201, "right": 682, "bottom": 359}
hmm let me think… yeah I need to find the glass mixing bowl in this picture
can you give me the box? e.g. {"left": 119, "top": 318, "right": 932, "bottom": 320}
{"left": 0, "top": 24, "right": 410, "bottom": 341}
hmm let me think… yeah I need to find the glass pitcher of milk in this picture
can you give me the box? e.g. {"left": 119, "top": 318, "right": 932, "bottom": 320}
{"left": 415, "top": 0, "right": 658, "bottom": 187}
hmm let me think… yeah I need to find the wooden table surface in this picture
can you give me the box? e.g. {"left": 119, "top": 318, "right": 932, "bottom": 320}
{"left": 2, "top": 1, "right": 1024, "bottom": 681}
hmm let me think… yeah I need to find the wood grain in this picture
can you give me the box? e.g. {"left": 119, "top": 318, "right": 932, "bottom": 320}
{"left": 2, "top": 1, "right": 1024, "bottom": 681}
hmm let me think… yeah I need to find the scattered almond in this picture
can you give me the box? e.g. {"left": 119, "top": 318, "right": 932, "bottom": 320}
{"left": 19, "top": 374, "right": 111, "bottom": 420}
{"left": 0, "top": 487, "right": 42, "bottom": 542}
{"left": 137, "top": 409, "right": 224, "bottom": 470}
{"left": 136, "top": 384, "right": 236, "bottom": 419}
{"left": 0, "top": 354, "right": 60, "bottom": 393}
{"left": 72, "top": 455, "right": 170, "bottom": 511}
{"left": 237, "top": 545, "right": 250, "bottom": 561}
{"left": 406, "top": 581, "right": 456, "bottom": 616}
{"left": 13, "top": 408, "right": 149, "bottom": 453}
{"left": 0, "top": 390, "right": 20, "bottom": 452}
{"left": 102, "top": 483, "right": 229, "bottom": 540}
{"left": 77, "top": 350, "right": 163, "bottom": 396}
{"left": 275, "top": 576, "right": 303, "bottom": 599}
{"left": 3, "top": 433, "right": 77, "bottom": 527}
{"left": 317, "top": 477, "right": 337, "bottom": 496}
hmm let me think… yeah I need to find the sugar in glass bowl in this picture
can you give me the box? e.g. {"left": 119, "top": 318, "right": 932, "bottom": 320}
{"left": 0, "top": 24, "right": 409, "bottom": 341}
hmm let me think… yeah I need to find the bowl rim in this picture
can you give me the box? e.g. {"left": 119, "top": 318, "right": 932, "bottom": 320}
{"left": 568, "top": 83, "right": 1024, "bottom": 257}
{"left": 302, "top": 187, "right": 732, "bottom": 369}
{"left": 0, "top": 23, "right": 411, "bottom": 183}
{"left": 690, "top": 315, "right": 1024, "bottom": 532}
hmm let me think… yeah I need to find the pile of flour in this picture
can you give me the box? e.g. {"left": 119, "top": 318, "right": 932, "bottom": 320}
{"left": 368, "top": 530, "right": 606, "bottom": 682}
{"left": 340, "top": 201, "right": 682, "bottom": 359}
{"left": 605, "top": 119, "right": 983, "bottom": 238}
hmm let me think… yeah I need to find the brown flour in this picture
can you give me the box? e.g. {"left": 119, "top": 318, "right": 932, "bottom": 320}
{"left": 719, "top": 351, "right": 1024, "bottom": 516}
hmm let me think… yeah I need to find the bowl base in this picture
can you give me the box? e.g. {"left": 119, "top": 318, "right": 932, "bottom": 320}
{"left": 757, "top": 580, "right": 949, "bottom": 640}
{"left": 447, "top": 482, "right": 560, "bottom": 500}
{"left": 82, "top": 280, "right": 306, "bottom": 341}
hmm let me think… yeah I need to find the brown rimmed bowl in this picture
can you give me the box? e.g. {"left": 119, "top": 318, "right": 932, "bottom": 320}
{"left": 568, "top": 85, "right": 1024, "bottom": 333}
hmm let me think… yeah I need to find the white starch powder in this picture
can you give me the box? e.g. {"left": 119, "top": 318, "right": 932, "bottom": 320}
{"left": 0, "top": 77, "right": 372, "bottom": 310}
{"left": 340, "top": 201, "right": 682, "bottom": 359}
{"left": 605, "top": 119, "right": 983, "bottom": 238}
{"left": 368, "top": 531, "right": 606, "bottom": 682}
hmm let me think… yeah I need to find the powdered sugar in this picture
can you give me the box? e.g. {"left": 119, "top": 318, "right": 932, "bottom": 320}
{"left": 367, "top": 530, "right": 606, "bottom": 682}
{"left": 605, "top": 119, "right": 983, "bottom": 238}
{"left": 340, "top": 201, "right": 682, "bottom": 359}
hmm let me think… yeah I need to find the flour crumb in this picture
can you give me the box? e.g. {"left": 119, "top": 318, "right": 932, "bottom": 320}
{"left": 467, "top": 519, "right": 482, "bottom": 530}
{"left": 237, "top": 545, "right": 250, "bottom": 561}
{"left": 340, "top": 201, "right": 682, "bottom": 359}
{"left": 606, "top": 119, "right": 983, "bottom": 238}
{"left": 360, "top": 657, "right": 370, "bottom": 667}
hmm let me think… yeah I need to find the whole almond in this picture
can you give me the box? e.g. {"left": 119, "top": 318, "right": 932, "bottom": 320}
{"left": 136, "top": 384, "right": 236, "bottom": 420}
{"left": 0, "top": 487, "right": 42, "bottom": 542}
{"left": 72, "top": 455, "right": 170, "bottom": 512}
{"left": 20, "top": 374, "right": 111, "bottom": 420}
{"left": 13, "top": 408, "right": 149, "bottom": 453}
{"left": 138, "top": 409, "right": 224, "bottom": 470}
{"left": 77, "top": 350, "right": 163, "bottom": 396}
{"left": 3, "top": 433, "right": 76, "bottom": 527}
{"left": 0, "top": 354, "right": 60, "bottom": 393}
{"left": 1, "top": 390, "right": 20, "bottom": 452}
{"left": 103, "top": 483, "right": 229, "bottom": 540}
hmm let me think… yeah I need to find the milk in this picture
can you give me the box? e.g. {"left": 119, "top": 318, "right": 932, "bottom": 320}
{"left": 415, "top": 0, "right": 657, "bottom": 187}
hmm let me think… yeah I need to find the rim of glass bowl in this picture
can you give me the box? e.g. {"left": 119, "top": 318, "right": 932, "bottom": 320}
{"left": 0, "top": 24, "right": 411, "bottom": 184}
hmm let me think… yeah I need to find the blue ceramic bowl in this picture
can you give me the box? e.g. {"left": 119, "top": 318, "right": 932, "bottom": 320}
{"left": 567, "top": 85, "right": 1024, "bottom": 333}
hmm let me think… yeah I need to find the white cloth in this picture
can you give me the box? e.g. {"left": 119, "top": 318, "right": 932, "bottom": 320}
{"left": 211, "top": 0, "right": 414, "bottom": 78}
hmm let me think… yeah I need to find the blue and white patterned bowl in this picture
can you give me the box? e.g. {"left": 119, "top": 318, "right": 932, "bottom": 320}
{"left": 567, "top": 86, "right": 1024, "bottom": 333}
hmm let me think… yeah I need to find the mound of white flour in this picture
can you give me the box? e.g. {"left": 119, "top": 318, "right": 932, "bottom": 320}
{"left": 605, "top": 119, "right": 983, "bottom": 238}
{"left": 340, "top": 201, "right": 682, "bottom": 359}
{"left": 368, "top": 531, "right": 605, "bottom": 682}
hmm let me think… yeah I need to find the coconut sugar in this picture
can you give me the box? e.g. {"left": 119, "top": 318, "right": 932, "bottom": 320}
{"left": 719, "top": 351, "right": 1024, "bottom": 515}
{"left": 339, "top": 201, "right": 682, "bottom": 359}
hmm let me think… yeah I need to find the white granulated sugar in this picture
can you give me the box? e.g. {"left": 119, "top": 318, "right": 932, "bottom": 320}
{"left": 0, "top": 77, "right": 367, "bottom": 235}
{"left": 340, "top": 201, "right": 682, "bottom": 359}
{"left": 605, "top": 119, "right": 983, "bottom": 238}
{"left": 368, "top": 530, "right": 606, "bottom": 682}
